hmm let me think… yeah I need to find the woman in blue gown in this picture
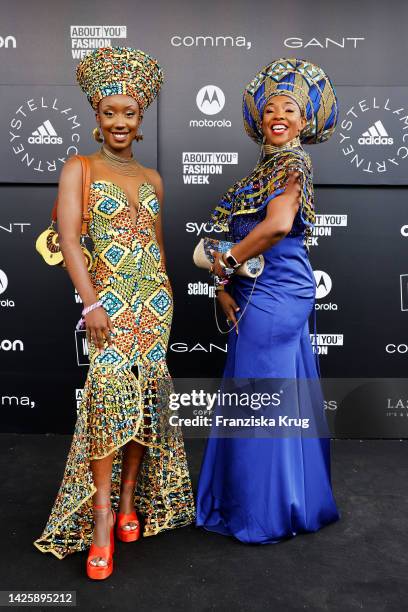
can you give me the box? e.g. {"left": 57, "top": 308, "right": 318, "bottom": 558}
{"left": 196, "top": 58, "right": 340, "bottom": 544}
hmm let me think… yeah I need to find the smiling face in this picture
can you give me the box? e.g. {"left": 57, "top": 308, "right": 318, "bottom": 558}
{"left": 261, "top": 95, "right": 307, "bottom": 146}
{"left": 96, "top": 94, "right": 141, "bottom": 153}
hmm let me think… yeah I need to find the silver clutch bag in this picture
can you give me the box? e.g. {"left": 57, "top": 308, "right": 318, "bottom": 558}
{"left": 193, "top": 238, "right": 264, "bottom": 278}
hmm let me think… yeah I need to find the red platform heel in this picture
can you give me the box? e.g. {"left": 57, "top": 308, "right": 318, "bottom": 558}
{"left": 116, "top": 479, "right": 140, "bottom": 542}
{"left": 86, "top": 504, "right": 116, "bottom": 580}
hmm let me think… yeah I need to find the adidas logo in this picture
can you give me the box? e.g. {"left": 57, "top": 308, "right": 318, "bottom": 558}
{"left": 358, "top": 120, "right": 393, "bottom": 145}
{"left": 28, "top": 120, "right": 63, "bottom": 144}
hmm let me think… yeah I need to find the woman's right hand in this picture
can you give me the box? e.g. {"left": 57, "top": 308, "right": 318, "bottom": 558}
{"left": 85, "top": 306, "right": 114, "bottom": 351}
{"left": 217, "top": 291, "right": 240, "bottom": 331}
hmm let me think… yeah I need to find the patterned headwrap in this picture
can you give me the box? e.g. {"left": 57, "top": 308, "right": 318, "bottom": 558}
{"left": 76, "top": 46, "right": 163, "bottom": 115}
{"left": 242, "top": 57, "right": 338, "bottom": 145}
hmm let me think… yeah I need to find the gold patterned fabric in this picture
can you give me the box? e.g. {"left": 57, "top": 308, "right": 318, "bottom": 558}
{"left": 34, "top": 179, "right": 195, "bottom": 559}
{"left": 210, "top": 139, "right": 315, "bottom": 241}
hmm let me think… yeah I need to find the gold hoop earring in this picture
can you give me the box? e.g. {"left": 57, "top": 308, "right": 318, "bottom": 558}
{"left": 93, "top": 127, "right": 104, "bottom": 143}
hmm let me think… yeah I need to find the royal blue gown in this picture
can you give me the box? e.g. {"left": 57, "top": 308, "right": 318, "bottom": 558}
{"left": 196, "top": 206, "right": 340, "bottom": 544}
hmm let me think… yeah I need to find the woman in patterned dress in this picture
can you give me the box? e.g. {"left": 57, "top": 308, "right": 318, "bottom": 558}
{"left": 34, "top": 47, "right": 195, "bottom": 579}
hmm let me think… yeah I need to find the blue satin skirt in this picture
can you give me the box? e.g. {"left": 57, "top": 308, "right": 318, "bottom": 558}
{"left": 196, "top": 235, "right": 340, "bottom": 543}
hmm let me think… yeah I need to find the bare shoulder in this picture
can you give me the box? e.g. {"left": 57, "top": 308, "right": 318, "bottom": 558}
{"left": 59, "top": 154, "right": 83, "bottom": 182}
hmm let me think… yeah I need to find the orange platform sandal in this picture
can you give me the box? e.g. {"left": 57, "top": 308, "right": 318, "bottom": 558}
{"left": 116, "top": 480, "right": 141, "bottom": 543}
{"left": 86, "top": 504, "right": 116, "bottom": 580}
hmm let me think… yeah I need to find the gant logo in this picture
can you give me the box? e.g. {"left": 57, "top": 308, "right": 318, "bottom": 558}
{"left": 196, "top": 85, "right": 225, "bottom": 115}
{"left": 28, "top": 120, "right": 63, "bottom": 145}
{"left": 358, "top": 120, "right": 393, "bottom": 145}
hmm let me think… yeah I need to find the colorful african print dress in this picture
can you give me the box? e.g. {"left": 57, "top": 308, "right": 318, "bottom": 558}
{"left": 34, "top": 178, "right": 195, "bottom": 559}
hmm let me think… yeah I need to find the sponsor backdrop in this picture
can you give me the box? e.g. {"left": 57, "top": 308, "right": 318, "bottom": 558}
{"left": 1, "top": 0, "right": 408, "bottom": 436}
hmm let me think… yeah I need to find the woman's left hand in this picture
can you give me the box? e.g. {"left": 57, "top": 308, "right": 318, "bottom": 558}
{"left": 210, "top": 251, "right": 228, "bottom": 278}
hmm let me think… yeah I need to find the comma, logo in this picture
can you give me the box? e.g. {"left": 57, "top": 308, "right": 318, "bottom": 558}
{"left": 170, "top": 35, "right": 252, "bottom": 50}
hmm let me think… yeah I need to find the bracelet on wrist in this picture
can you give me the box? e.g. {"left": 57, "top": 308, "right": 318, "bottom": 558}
{"left": 82, "top": 300, "right": 103, "bottom": 316}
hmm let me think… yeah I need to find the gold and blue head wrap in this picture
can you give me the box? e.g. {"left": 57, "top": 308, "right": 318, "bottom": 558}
{"left": 242, "top": 57, "right": 338, "bottom": 145}
{"left": 76, "top": 46, "right": 163, "bottom": 114}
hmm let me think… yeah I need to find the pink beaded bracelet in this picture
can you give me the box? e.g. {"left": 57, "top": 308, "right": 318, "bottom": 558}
{"left": 82, "top": 300, "right": 103, "bottom": 316}
{"left": 75, "top": 300, "right": 103, "bottom": 331}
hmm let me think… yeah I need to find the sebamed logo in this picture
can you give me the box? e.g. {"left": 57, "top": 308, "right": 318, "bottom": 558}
{"left": 170, "top": 35, "right": 252, "bottom": 50}
{"left": 310, "top": 334, "right": 343, "bottom": 355}
{"left": 314, "top": 270, "right": 337, "bottom": 311}
{"left": 170, "top": 342, "right": 227, "bottom": 353}
{"left": 70, "top": 25, "right": 127, "bottom": 59}
{"left": 338, "top": 96, "right": 408, "bottom": 175}
{"left": 28, "top": 120, "right": 62, "bottom": 145}
{"left": 0, "top": 270, "right": 15, "bottom": 308}
{"left": 306, "top": 214, "right": 348, "bottom": 247}
{"left": 0, "top": 339, "right": 24, "bottom": 351}
{"left": 182, "top": 152, "right": 238, "bottom": 184}
{"left": 186, "top": 222, "right": 223, "bottom": 236}
{"left": 191, "top": 85, "right": 230, "bottom": 129}
{"left": 284, "top": 37, "right": 364, "bottom": 49}
{"left": 358, "top": 120, "right": 393, "bottom": 146}
{"left": 0, "top": 222, "right": 30, "bottom": 234}
{"left": 9, "top": 96, "right": 81, "bottom": 174}
{"left": 0, "top": 35, "right": 17, "bottom": 48}
{"left": 188, "top": 282, "right": 215, "bottom": 298}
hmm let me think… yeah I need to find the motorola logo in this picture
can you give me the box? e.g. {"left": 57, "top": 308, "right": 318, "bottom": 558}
{"left": 0, "top": 270, "right": 8, "bottom": 295}
{"left": 401, "top": 225, "right": 408, "bottom": 237}
{"left": 314, "top": 271, "right": 332, "bottom": 299}
{"left": 313, "top": 271, "right": 338, "bottom": 310}
{"left": 196, "top": 86, "right": 225, "bottom": 116}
